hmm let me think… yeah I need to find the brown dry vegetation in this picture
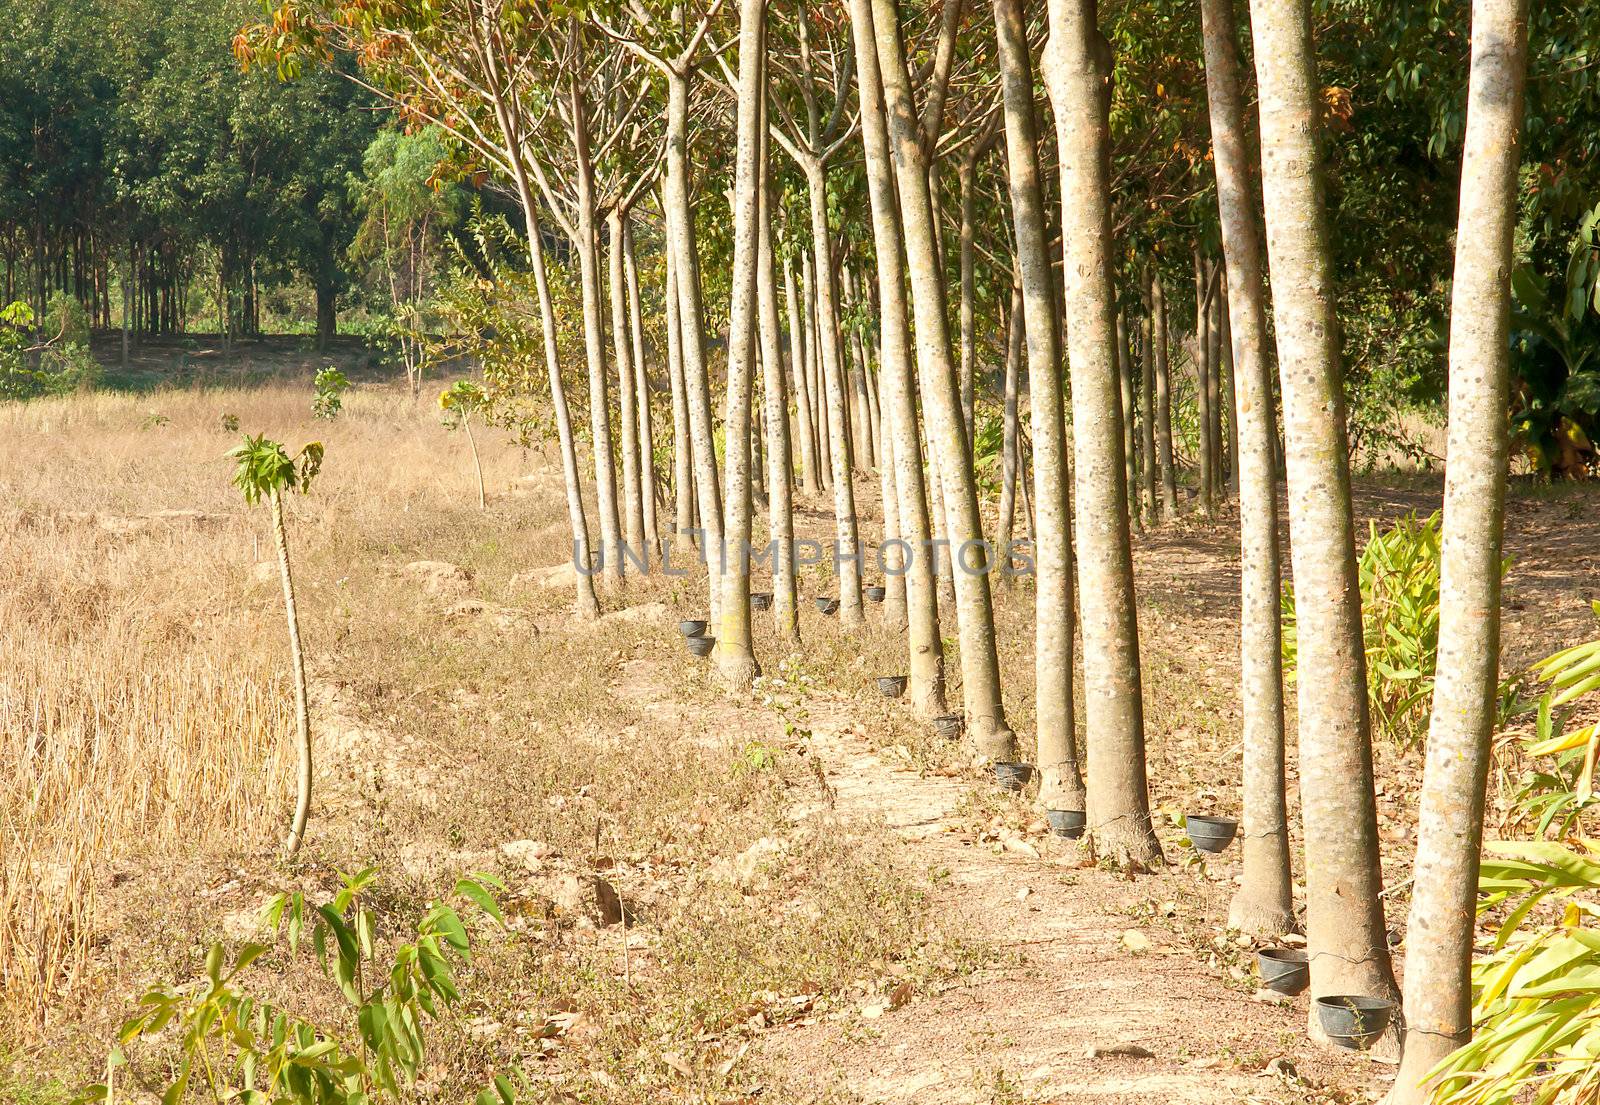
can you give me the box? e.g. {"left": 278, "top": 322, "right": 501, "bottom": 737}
{"left": 3, "top": 371, "right": 1598, "bottom": 1105}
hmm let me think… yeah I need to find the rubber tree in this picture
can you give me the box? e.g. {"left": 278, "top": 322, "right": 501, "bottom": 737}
{"left": 1117, "top": 313, "right": 1141, "bottom": 535}
{"left": 1192, "top": 249, "right": 1215, "bottom": 518}
{"left": 761, "top": 9, "right": 865, "bottom": 627}
{"left": 870, "top": 0, "right": 1016, "bottom": 760}
{"left": 757, "top": 140, "right": 801, "bottom": 644}
{"left": 622, "top": 216, "right": 662, "bottom": 555}
{"left": 782, "top": 249, "right": 825, "bottom": 496}
{"left": 663, "top": 224, "right": 697, "bottom": 558}
{"left": 846, "top": 0, "right": 948, "bottom": 718}
{"left": 1248, "top": 0, "right": 1400, "bottom": 1042}
{"left": 1041, "top": 0, "right": 1161, "bottom": 864}
{"left": 608, "top": 204, "right": 647, "bottom": 566}
{"left": 1138, "top": 281, "right": 1159, "bottom": 526}
{"left": 994, "top": 0, "right": 1084, "bottom": 810}
{"left": 993, "top": 280, "right": 1023, "bottom": 578}
{"left": 1152, "top": 273, "right": 1178, "bottom": 520}
{"left": 230, "top": 435, "right": 323, "bottom": 857}
{"left": 1392, "top": 0, "right": 1528, "bottom": 1091}
{"left": 715, "top": 0, "right": 769, "bottom": 689}
{"left": 1199, "top": 0, "right": 1293, "bottom": 936}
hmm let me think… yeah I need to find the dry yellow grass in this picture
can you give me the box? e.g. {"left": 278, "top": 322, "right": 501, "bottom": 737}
{"left": 0, "top": 381, "right": 524, "bottom": 1034}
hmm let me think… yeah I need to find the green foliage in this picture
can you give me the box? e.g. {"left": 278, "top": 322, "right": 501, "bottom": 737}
{"left": 0, "top": 300, "right": 100, "bottom": 400}
{"left": 229, "top": 434, "right": 325, "bottom": 505}
{"left": 1283, "top": 512, "right": 1509, "bottom": 747}
{"left": 437, "top": 379, "right": 485, "bottom": 429}
{"left": 75, "top": 868, "right": 506, "bottom": 1105}
{"left": 312, "top": 367, "right": 351, "bottom": 420}
{"left": 1505, "top": 605, "right": 1600, "bottom": 838}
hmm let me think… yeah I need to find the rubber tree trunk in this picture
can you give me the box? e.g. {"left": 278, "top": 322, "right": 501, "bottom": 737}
{"left": 1248, "top": 0, "right": 1401, "bottom": 1043}
{"left": 1205, "top": 269, "right": 1225, "bottom": 502}
{"left": 957, "top": 150, "right": 979, "bottom": 445}
{"left": 843, "top": 263, "right": 877, "bottom": 470}
{"left": 492, "top": 84, "right": 601, "bottom": 620}
{"left": 1391, "top": 0, "right": 1527, "bottom": 1092}
{"left": 847, "top": 0, "right": 948, "bottom": 718}
{"left": 871, "top": 0, "right": 1015, "bottom": 762}
{"left": 608, "top": 207, "right": 646, "bottom": 567}
{"left": 1193, "top": 249, "right": 1216, "bottom": 519}
{"left": 804, "top": 159, "right": 865, "bottom": 627}
{"left": 623, "top": 216, "right": 661, "bottom": 555}
{"left": 1199, "top": 0, "right": 1292, "bottom": 934}
{"left": 664, "top": 69, "right": 726, "bottom": 624}
{"left": 1117, "top": 312, "right": 1142, "bottom": 535}
{"left": 1139, "top": 291, "right": 1158, "bottom": 526}
{"left": 272, "top": 489, "right": 312, "bottom": 857}
{"left": 570, "top": 64, "right": 624, "bottom": 589}
{"left": 664, "top": 229, "right": 696, "bottom": 558}
{"left": 994, "top": 0, "right": 1083, "bottom": 808}
{"left": 994, "top": 280, "right": 1023, "bottom": 578}
{"left": 1153, "top": 276, "right": 1179, "bottom": 520}
{"left": 758, "top": 166, "right": 801, "bottom": 644}
{"left": 1219, "top": 272, "right": 1241, "bottom": 498}
{"left": 716, "top": 0, "right": 768, "bottom": 689}
{"left": 876, "top": 360, "right": 909, "bottom": 632}
{"left": 1041, "top": 0, "right": 1161, "bottom": 864}
{"left": 802, "top": 253, "right": 830, "bottom": 490}
{"left": 783, "top": 253, "right": 824, "bottom": 496}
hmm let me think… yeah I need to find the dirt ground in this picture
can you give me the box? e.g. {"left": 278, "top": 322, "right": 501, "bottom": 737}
{"left": 5, "top": 373, "right": 1599, "bottom": 1104}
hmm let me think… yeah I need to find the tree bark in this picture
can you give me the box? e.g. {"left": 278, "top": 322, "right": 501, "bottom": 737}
{"left": 1193, "top": 248, "right": 1216, "bottom": 518}
{"left": 664, "top": 69, "right": 726, "bottom": 623}
{"left": 783, "top": 252, "right": 824, "bottom": 496}
{"left": 1153, "top": 275, "right": 1179, "bottom": 520}
{"left": 1248, "top": 0, "right": 1401, "bottom": 1042}
{"left": 994, "top": 0, "right": 1083, "bottom": 807}
{"left": 1117, "top": 312, "right": 1142, "bottom": 535}
{"left": 1219, "top": 271, "right": 1240, "bottom": 498}
{"left": 570, "top": 61, "right": 625, "bottom": 589}
{"left": 717, "top": 0, "right": 769, "bottom": 689}
{"left": 608, "top": 207, "right": 647, "bottom": 568}
{"left": 623, "top": 215, "right": 662, "bottom": 555}
{"left": 848, "top": 0, "right": 948, "bottom": 718}
{"left": 994, "top": 280, "right": 1023, "bottom": 579}
{"left": 664, "top": 227, "right": 696, "bottom": 557}
{"left": 1041, "top": 0, "right": 1161, "bottom": 863}
{"left": 1199, "top": 0, "right": 1292, "bottom": 934}
{"left": 272, "top": 490, "right": 313, "bottom": 857}
{"left": 804, "top": 159, "right": 865, "bottom": 627}
{"left": 1139, "top": 286, "right": 1158, "bottom": 526}
{"left": 872, "top": 0, "right": 1015, "bottom": 762}
{"left": 758, "top": 173, "right": 800, "bottom": 645}
{"left": 1391, "top": 0, "right": 1527, "bottom": 1091}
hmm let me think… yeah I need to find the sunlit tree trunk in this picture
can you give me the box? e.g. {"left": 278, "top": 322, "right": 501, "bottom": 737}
{"left": 848, "top": 0, "right": 948, "bottom": 717}
{"left": 272, "top": 488, "right": 313, "bottom": 857}
{"left": 872, "top": 0, "right": 1015, "bottom": 761}
{"left": 957, "top": 148, "right": 980, "bottom": 444}
{"left": 995, "top": 0, "right": 1083, "bottom": 805}
{"left": 783, "top": 252, "right": 824, "bottom": 497}
{"left": 664, "top": 69, "right": 726, "bottom": 623}
{"left": 608, "top": 207, "right": 646, "bottom": 568}
{"left": 804, "top": 159, "right": 865, "bottom": 627}
{"left": 757, "top": 169, "right": 801, "bottom": 643}
{"left": 1218, "top": 271, "right": 1240, "bottom": 498}
{"left": 1392, "top": 0, "right": 1527, "bottom": 1091}
{"left": 1139, "top": 288, "right": 1158, "bottom": 526}
{"left": 623, "top": 216, "right": 662, "bottom": 555}
{"left": 570, "top": 61, "right": 624, "bottom": 588}
{"left": 1205, "top": 267, "right": 1225, "bottom": 502}
{"left": 1200, "top": 0, "right": 1292, "bottom": 935}
{"left": 843, "top": 262, "right": 877, "bottom": 470}
{"left": 664, "top": 228, "right": 696, "bottom": 558}
{"left": 716, "top": 0, "right": 769, "bottom": 689}
{"left": 1041, "top": 0, "right": 1160, "bottom": 863}
{"left": 1249, "top": 0, "right": 1400, "bottom": 1041}
{"left": 994, "top": 280, "right": 1023, "bottom": 577}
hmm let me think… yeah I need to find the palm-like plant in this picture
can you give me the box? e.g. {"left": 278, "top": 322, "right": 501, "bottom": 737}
{"left": 439, "top": 380, "right": 487, "bottom": 510}
{"left": 230, "top": 434, "right": 324, "bottom": 857}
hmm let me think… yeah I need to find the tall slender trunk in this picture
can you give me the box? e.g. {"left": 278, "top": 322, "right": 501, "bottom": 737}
{"left": 848, "top": 0, "right": 948, "bottom": 717}
{"left": 802, "top": 251, "right": 831, "bottom": 491}
{"left": 571, "top": 62, "right": 624, "bottom": 588}
{"left": 957, "top": 151, "right": 979, "bottom": 445}
{"left": 843, "top": 262, "right": 877, "bottom": 470}
{"left": 1219, "top": 272, "right": 1240, "bottom": 497}
{"left": 1139, "top": 289, "right": 1158, "bottom": 525}
{"left": 1248, "top": 0, "right": 1400, "bottom": 1042}
{"left": 664, "top": 229, "right": 696, "bottom": 556}
{"left": 623, "top": 216, "right": 661, "bottom": 554}
{"left": 1041, "top": 0, "right": 1161, "bottom": 863}
{"left": 871, "top": 0, "right": 1015, "bottom": 762}
{"left": 1117, "top": 312, "right": 1142, "bottom": 535}
{"left": 1199, "top": 0, "right": 1291, "bottom": 935}
{"left": 1153, "top": 276, "right": 1179, "bottom": 519}
{"left": 1392, "top": 0, "right": 1527, "bottom": 1092}
{"left": 1205, "top": 267, "right": 1225, "bottom": 501}
{"left": 994, "top": 280, "right": 1023, "bottom": 578}
{"left": 1193, "top": 249, "right": 1216, "bottom": 518}
{"left": 758, "top": 151, "right": 801, "bottom": 644}
{"left": 994, "top": 0, "right": 1083, "bottom": 806}
{"left": 877, "top": 359, "right": 908, "bottom": 631}
{"left": 805, "top": 160, "right": 865, "bottom": 626}
{"left": 717, "top": 0, "right": 768, "bottom": 688}
{"left": 784, "top": 253, "right": 824, "bottom": 496}
{"left": 272, "top": 490, "right": 312, "bottom": 857}
{"left": 608, "top": 208, "right": 646, "bottom": 567}
{"left": 664, "top": 70, "right": 726, "bottom": 623}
